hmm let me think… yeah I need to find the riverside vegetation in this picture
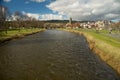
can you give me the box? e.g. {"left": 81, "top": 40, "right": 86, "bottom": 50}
{"left": 62, "top": 28, "right": 120, "bottom": 75}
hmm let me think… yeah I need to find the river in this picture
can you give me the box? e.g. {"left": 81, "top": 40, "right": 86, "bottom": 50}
{"left": 0, "top": 30, "right": 119, "bottom": 80}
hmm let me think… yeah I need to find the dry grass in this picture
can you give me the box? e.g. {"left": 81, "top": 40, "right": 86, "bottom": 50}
{"left": 85, "top": 33, "right": 120, "bottom": 74}
{"left": 62, "top": 28, "right": 120, "bottom": 74}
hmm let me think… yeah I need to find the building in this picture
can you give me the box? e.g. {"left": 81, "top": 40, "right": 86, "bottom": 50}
{"left": 95, "top": 21, "right": 105, "bottom": 30}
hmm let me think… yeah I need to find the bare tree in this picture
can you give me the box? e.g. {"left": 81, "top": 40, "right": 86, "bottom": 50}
{"left": 0, "top": 5, "right": 9, "bottom": 33}
{"left": 13, "top": 11, "right": 24, "bottom": 32}
{"left": 0, "top": 5, "right": 9, "bottom": 21}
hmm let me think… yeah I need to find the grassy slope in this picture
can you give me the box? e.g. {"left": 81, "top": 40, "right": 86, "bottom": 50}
{"left": 63, "top": 28, "right": 120, "bottom": 74}
{"left": 0, "top": 28, "right": 45, "bottom": 41}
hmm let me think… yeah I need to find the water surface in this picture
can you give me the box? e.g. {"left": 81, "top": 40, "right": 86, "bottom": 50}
{"left": 0, "top": 30, "right": 119, "bottom": 80}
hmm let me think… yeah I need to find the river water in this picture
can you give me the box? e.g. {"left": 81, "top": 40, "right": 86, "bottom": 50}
{"left": 0, "top": 30, "right": 119, "bottom": 80}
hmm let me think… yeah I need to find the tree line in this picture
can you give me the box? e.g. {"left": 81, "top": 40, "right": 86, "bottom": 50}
{"left": 0, "top": 5, "right": 45, "bottom": 33}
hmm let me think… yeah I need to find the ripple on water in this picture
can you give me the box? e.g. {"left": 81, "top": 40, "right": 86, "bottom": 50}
{"left": 0, "top": 30, "right": 119, "bottom": 80}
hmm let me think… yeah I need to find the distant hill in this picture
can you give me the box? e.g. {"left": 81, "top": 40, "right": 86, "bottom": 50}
{"left": 42, "top": 20, "right": 95, "bottom": 23}
{"left": 43, "top": 20, "right": 69, "bottom": 23}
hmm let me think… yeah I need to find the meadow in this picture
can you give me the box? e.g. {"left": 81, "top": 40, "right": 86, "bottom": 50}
{"left": 0, "top": 28, "right": 45, "bottom": 43}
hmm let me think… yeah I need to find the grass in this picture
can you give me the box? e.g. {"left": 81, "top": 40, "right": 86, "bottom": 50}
{"left": 62, "top": 28, "right": 120, "bottom": 74}
{"left": 0, "top": 28, "right": 45, "bottom": 41}
{"left": 78, "top": 29, "right": 120, "bottom": 48}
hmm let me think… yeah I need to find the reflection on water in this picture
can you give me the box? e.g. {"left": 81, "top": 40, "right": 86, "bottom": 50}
{"left": 0, "top": 30, "right": 119, "bottom": 80}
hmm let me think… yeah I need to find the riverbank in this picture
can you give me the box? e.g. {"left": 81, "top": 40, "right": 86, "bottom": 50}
{"left": 0, "top": 28, "right": 45, "bottom": 44}
{"left": 62, "top": 28, "right": 120, "bottom": 75}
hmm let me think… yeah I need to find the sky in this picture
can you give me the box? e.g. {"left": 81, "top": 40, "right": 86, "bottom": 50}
{"left": 0, "top": 0, "right": 120, "bottom": 21}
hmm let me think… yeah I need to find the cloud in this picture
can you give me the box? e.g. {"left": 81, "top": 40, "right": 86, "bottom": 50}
{"left": 30, "top": 0, "right": 45, "bottom": 3}
{"left": 39, "top": 14, "right": 66, "bottom": 20}
{"left": 47, "top": 0, "right": 120, "bottom": 21}
{"left": 22, "top": 12, "right": 66, "bottom": 20}
{"left": 25, "top": 1, "right": 29, "bottom": 4}
{"left": 22, "top": 11, "right": 40, "bottom": 19}
{"left": 3, "top": 0, "right": 11, "bottom": 2}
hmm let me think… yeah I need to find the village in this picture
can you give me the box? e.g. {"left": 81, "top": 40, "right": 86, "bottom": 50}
{"left": 43, "top": 18, "right": 120, "bottom": 35}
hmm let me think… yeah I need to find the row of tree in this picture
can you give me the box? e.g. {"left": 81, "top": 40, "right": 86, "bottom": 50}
{"left": 0, "top": 5, "right": 45, "bottom": 33}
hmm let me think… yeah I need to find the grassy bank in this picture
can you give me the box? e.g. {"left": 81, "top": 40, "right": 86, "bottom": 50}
{"left": 62, "top": 28, "right": 120, "bottom": 74}
{"left": 0, "top": 28, "right": 45, "bottom": 43}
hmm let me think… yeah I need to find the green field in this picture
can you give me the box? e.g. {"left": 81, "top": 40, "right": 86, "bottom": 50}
{"left": 0, "top": 28, "right": 45, "bottom": 41}
{"left": 77, "top": 29, "right": 120, "bottom": 48}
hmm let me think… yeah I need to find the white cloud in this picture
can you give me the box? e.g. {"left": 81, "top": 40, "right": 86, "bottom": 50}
{"left": 39, "top": 14, "right": 65, "bottom": 20}
{"left": 22, "top": 12, "right": 40, "bottom": 19}
{"left": 22, "top": 12, "right": 66, "bottom": 20}
{"left": 3, "top": 0, "right": 11, "bottom": 2}
{"left": 30, "top": 0, "right": 45, "bottom": 3}
{"left": 25, "top": 1, "right": 29, "bottom": 4}
{"left": 47, "top": 0, "right": 120, "bottom": 21}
